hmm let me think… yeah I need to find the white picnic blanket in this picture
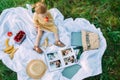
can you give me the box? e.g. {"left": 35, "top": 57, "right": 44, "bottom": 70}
{"left": 0, "top": 5, "right": 107, "bottom": 80}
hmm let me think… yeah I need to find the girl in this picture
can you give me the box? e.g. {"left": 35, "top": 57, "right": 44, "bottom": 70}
{"left": 33, "top": 1, "right": 65, "bottom": 53}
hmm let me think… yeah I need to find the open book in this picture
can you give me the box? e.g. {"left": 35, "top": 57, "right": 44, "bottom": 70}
{"left": 45, "top": 47, "right": 77, "bottom": 71}
{"left": 71, "top": 32, "right": 82, "bottom": 46}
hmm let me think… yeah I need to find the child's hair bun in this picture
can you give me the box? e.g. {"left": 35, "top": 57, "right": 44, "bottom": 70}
{"left": 32, "top": 0, "right": 45, "bottom": 9}
{"left": 41, "top": 0, "right": 45, "bottom": 3}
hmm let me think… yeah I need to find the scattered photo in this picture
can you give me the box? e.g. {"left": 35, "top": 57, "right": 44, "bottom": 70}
{"left": 64, "top": 55, "right": 75, "bottom": 65}
{"left": 61, "top": 48, "right": 73, "bottom": 56}
{"left": 47, "top": 52, "right": 59, "bottom": 60}
{"left": 50, "top": 60, "right": 62, "bottom": 69}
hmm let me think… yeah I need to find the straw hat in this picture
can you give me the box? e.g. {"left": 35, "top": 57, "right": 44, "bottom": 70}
{"left": 26, "top": 59, "right": 47, "bottom": 79}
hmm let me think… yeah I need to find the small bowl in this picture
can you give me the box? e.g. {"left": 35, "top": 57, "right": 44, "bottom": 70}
{"left": 14, "top": 30, "right": 26, "bottom": 44}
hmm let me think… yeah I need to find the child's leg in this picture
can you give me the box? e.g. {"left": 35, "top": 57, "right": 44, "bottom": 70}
{"left": 34, "top": 29, "right": 43, "bottom": 46}
{"left": 54, "top": 33, "right": 65, "bottom": 47}
{"left": 34, "top": 29, "right": 43, "bottom": 53}
{"left": 54, "top": 33, "right": 59, "bottom": 41}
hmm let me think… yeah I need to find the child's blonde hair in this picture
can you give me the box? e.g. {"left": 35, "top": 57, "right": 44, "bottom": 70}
{"left": 33, "top": 0, "right": 47, "bottom": 14}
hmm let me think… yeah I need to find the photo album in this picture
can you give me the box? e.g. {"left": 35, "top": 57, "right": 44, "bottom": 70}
{"left": 45, "top": 47, "right": 77, "bottom": 71}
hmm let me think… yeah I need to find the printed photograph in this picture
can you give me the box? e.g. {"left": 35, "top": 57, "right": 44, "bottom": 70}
{"left": 61, "top": 48, "right": 73, "bottom": 56}
{"left": 49, "top": 60, "right": 62, "bottom": 69}
{"left": 64, "top": 55, "right": 75, "bottom": 65}
{"left": 47, "top": 52, "right": 59, "bottom": 61}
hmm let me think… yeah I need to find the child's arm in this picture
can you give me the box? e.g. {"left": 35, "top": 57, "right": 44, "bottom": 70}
{"left": 33, "top": 13, "right": 42, "bottom": 28}
{"left": 47, "top": 12, "right": 54, "bottom": 22}
{"left": 33, "top": 20, "right": 40, "bottom": 28}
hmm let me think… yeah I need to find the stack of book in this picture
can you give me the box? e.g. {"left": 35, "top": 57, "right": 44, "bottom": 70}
{"left": 62, "top": 31, "right": 100, "bottom": 79}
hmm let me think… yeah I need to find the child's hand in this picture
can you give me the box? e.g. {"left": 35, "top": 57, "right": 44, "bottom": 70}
{"left": 35, "top": 26, "right": 38, "bottom": 28}
{"left": 44, "top": 16, "right": 53, "bottom": 23}
{"left": 44, "top": 17, "right": 54, "bottom": 25}
{"left": 44, "top": 16, "right": 49, "bottom": 22}
{"left": 34, "top": 24, "right": 40, "bottom": 28}
{"left": 34, "top": 25, "right": 40, "bottom": 30}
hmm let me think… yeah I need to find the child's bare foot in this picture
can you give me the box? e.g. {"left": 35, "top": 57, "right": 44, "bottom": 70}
{"left": 33, "top": 46, "right": 43, "bottom": 53}
{"left": 55, "top": 40, "right": 65, "bottom": 47}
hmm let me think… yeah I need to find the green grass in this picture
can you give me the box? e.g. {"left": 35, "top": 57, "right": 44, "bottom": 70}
{"left": 0, "top": 0, "right": 120, "bottom": 80}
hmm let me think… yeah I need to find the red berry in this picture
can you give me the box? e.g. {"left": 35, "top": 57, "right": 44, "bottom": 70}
{"left": 7, "top": 32, "right": 13, "bottom": 37}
